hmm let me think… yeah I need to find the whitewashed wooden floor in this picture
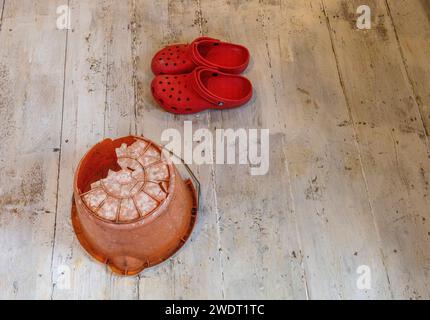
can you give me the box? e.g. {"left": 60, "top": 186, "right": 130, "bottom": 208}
{"left": 0, "top": 0, "right": 430, "bottom": 300}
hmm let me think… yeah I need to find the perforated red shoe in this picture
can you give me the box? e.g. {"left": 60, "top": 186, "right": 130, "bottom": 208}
{"left": 151, "top": 67, "right": 253, "bottom": 114}
{"left": 151, "top": 37, "right": 250, "bottom": 75}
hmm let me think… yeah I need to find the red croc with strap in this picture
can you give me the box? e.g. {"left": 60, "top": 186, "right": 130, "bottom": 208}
{"left": 151, "top": 67, "right": 253, "bottom": 114}
{"left": 151, "top": 37, "right": 250, "bottom": 75}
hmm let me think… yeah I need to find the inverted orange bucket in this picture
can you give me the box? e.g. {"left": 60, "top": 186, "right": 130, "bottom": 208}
{"left": 72, "top": 136, "right": 198, "bottom": 276}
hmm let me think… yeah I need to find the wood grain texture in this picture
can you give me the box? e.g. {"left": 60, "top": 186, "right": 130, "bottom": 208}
{"left": 199, "top": 0, "right": 308, "bottom": 299}
{"left": 50, "top": 0, "right": 138, "bottom": 299}
{"left": 0, "top": 0, "right": 67, "bottom": 299}
{"left": 132, "top": 0, "right": 224, "bottom": 299}
{"left": 322, "top": 0, "right": 430, "bottom": 299}
{"left": 0, "top": 0, "right": 429, "bottom": 299}
{"left": 0, "top": 0, "right": 5, "bottom": 31}
{"left": 273, "top": 0, "right": 391, "bottom": 299}
{"left": 385, "top": 0, "right": 430, "bottom": 138}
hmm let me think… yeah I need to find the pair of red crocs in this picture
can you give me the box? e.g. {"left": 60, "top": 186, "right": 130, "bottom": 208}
{"left": 151, "top": 37, "right": 252, "bottom": 114}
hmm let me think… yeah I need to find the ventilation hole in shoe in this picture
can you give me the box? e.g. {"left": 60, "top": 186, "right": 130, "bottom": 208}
{"left": 168, "top": 48, "right": 171, "bottom": 51}
{"left": 171, "top": 88, "right": 174, "bottom": 91}
{"left": 184, "top": 85, "right": 187, "bottom": 88}
{"left": 186, "top": 108, "right": 192, "bottom": 111}
{"left": 213, "top": 43, "right": 219, "bottom": 46}
{"left": 165, "top": 76, "right": 169, "bottom": 79}
{"left": 165, "top": 63, "right": 168, "bottom": 66}
{"left": 177, "top": 98, "right": 181, "bottom": 102}
{"left": 213, "top": 73, "right": 219, "bottom": 76}
{"left": 174, "top": 76, "right": 177, "bottom": 79}
{"left": 173, "top": 63, "right": 177, "bottom": 66}
{"left": 162, "top": 89, "right": 166, "bottom": 92}
{"left": 170, "top": 52, "right": 173, "bottom": 55}
{"left": 186, "top": 97, "right": 190, "bottom": 101}
{"left": 172, "top": 106, "right": 177, "bottom": 110}
{"left": 159, "top": 99, "right": 164, "bottom": 104}
{"left": 162, "top": 52, "right": 165, "bottom": 55}
{"left": 167, "top": 82, "right": 171, "bottom": 85}
{"left": 159, "top": 58, "right": 162, "bottom": 61}
{"left": 182, "top": 60, "right": 186, "bottom": 64}
{"left": 159, "top": 81, "right": 163, "bottom": 84}
{"left": 169, "top": 95, "right": 173, "bottom": 98}
{"left": 178, "top": 90, "right": 182, "bottom": 94}
{"left": 167, "top": 57, "right": 170, "bottom": 60}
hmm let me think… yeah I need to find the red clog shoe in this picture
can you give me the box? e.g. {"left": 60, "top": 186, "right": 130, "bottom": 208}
{"left": 151, "top": 37, "right": 250, "bottom": 75}
{"left": 151, "top": 67, "right": 253, "bottom": 114}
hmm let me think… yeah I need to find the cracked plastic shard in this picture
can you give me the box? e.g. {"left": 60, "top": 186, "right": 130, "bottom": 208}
{"left": 81, "top": 140, "right": 169, "bottom": 222}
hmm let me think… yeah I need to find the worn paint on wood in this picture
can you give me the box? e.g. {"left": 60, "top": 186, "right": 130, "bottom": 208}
{"left": 0, "top": 0, "right": 429, "bottom": 299}
{"left": 199, "top": 0, "right": 308, "bottom": 299}
{"left": 385, "top": 0, "right": 430, "bottom": 138}
{"left": 273, "top": 0, "right": 391, "bottom": 299}
{"left": 132, "top": 0, "right": 224, "bottom": 300}
{"left": 323, "top": 0, "right": 430, "bottom": 299}
{"left": 50, "top": 0, "right": 138, "bottom": 299}
{"left": 0, "top": 0, "right": 67, "bottom": 299}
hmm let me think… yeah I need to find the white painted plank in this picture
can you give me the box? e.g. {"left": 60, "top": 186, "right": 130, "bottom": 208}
{"left": 133, "top": 0, "right": 224, "bottom": 299}
{"left": 385, "top": 0, "right": 430, "bottom": 138}
{"left": 199, "top": 0, "right": 308, "bottom": 299}
{"left": 323, "top": 0, "right": 430, "bottom": 299}
{"left": 1, "top": 0, "right": 429, "bottom": 300}
{"left": 104, "top": 0, "right": 135, "bottom": 138}
{"left": 51, "top": 0, "right": 138, "bottom": 299}
{"left": 267, "top": 0, "right": 392, "bottom": 299}
{"left": 0, "top": 0, "right": 67, "bottom": 299}
{"left": 0, "top": 0, "right": 4, "bottom": 30}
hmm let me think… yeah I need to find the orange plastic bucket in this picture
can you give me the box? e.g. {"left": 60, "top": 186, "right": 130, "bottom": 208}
{"left": 72, "top": 136, "right": 198, "bottom": 276}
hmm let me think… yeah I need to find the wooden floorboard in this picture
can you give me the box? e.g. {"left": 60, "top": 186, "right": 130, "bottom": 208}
{"left": 0, "top": 0, "right": 5, "bottom": 32}
{"left": 133, "top": 0, "right": 224, "bottom": 300}
{"left": 385, "top": 0, "right": 430, "bottom": 140}
{"left": 0, "top": 0, "right": 429, "bottom": 299}
{"left": 0, "top": 0, "right": 67, "bottom": 299}
{"left": 323, "top": 0, "right": 430, "bottom": 299}
{"left": 50, "top": 0, "right": 138, "bottom": 299}
{"left": 199, "top": 0, "right": 308, "bottom": 299}
{"left": 275, "top": 0, "right": 391, "bottom": 299}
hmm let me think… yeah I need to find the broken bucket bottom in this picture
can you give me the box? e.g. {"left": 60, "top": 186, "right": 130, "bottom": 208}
{"left": 72, "top": 136, "right": 199, "bottom": 276}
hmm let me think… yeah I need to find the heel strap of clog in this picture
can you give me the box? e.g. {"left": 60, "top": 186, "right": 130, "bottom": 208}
{"left": 189, "top": 67, "right": 248, "bottom": 109}
{"left": 188, "top": 67, "right": 223, "bottom": 106}
{"left": 189, "top": 37, "right": 222, "bottom": 69}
